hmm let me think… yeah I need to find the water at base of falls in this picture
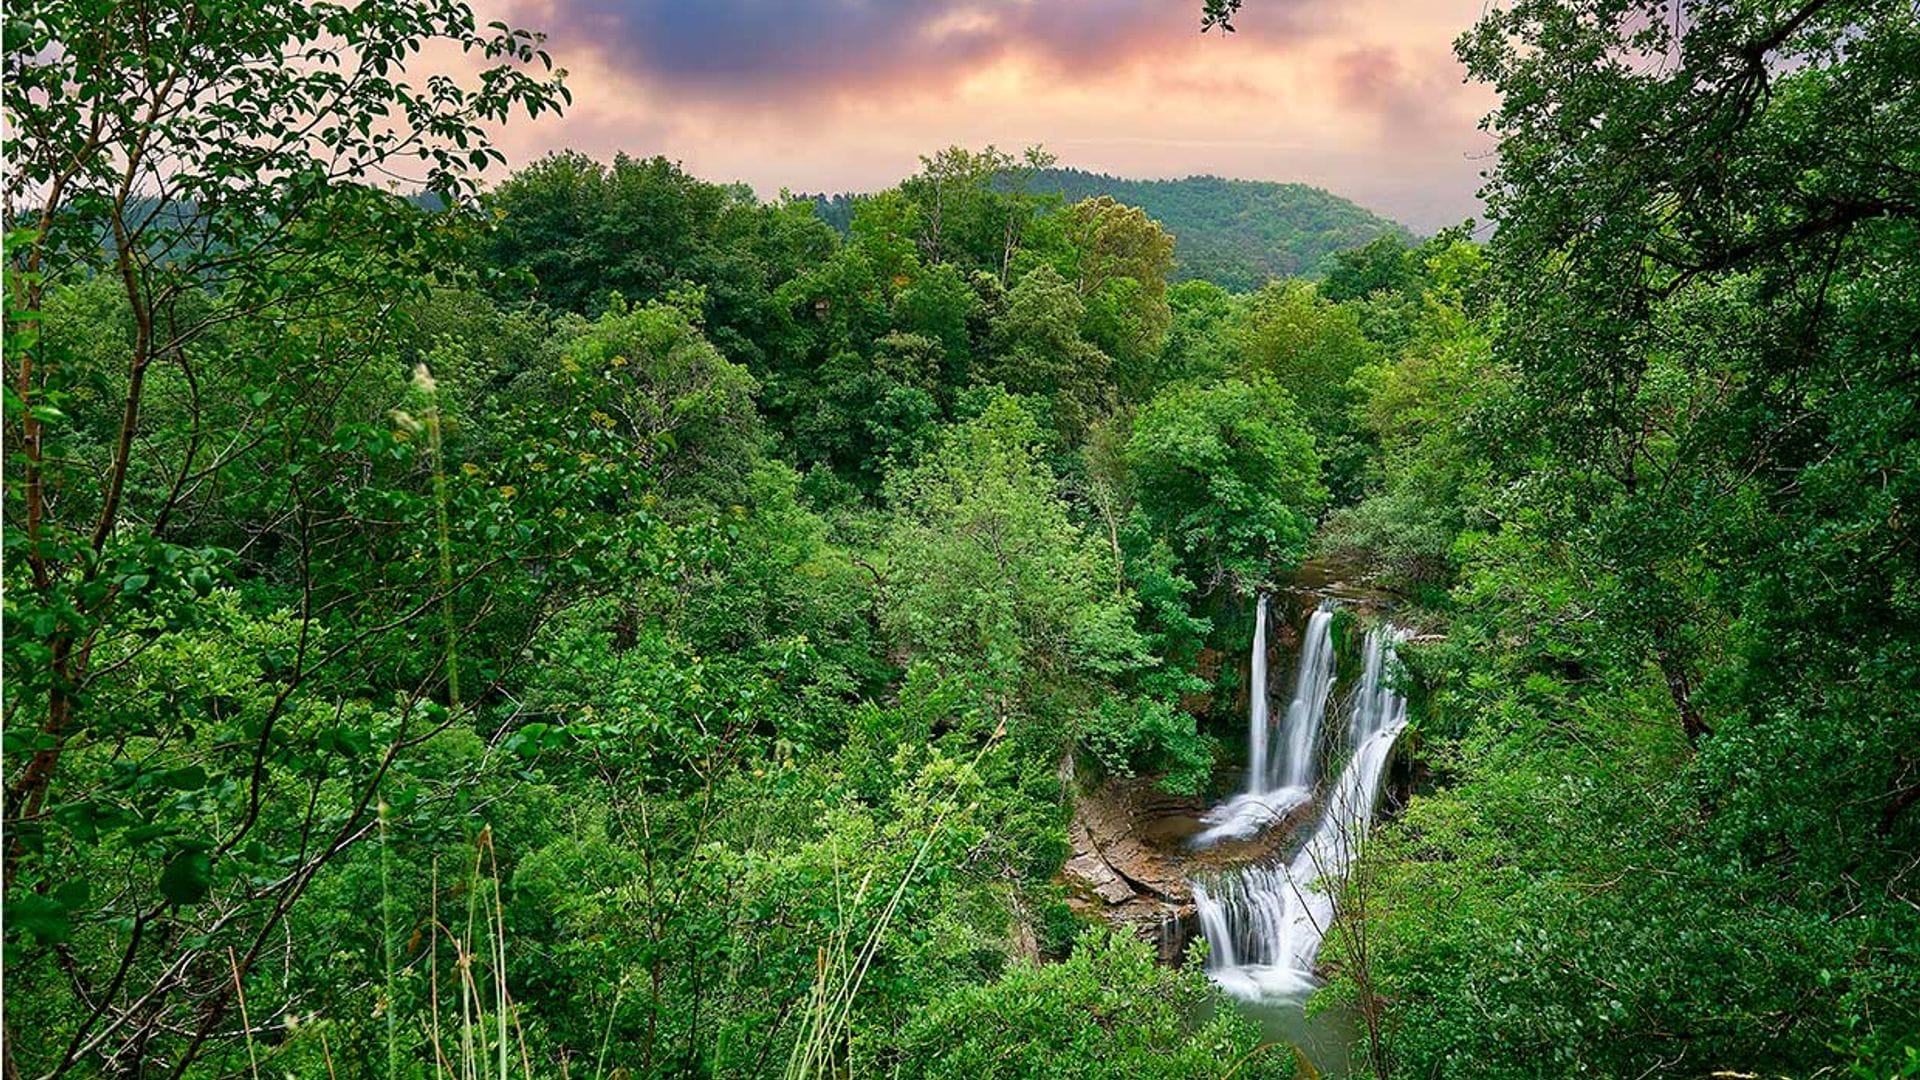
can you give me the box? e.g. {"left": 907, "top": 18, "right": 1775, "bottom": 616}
{"left": 1186, "top": 787, "right": 1312, "bottom": 850}
{"left": 1189, "top": 606, "right": 1410, "bottom": 1007}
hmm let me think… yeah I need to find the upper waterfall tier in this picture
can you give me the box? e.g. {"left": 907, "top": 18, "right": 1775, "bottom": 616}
{"left": 1191, "top": 599, "right": 1336, "bottom": 849}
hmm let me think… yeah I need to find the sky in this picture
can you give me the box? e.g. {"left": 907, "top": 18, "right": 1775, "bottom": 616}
{"left": 475, "top": 0, "right": 1501, "bottom": 233}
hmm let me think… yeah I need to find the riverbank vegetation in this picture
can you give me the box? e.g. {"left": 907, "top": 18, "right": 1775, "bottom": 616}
{"left": 5, "top": 0, "right": 1916, "bottom": 1077}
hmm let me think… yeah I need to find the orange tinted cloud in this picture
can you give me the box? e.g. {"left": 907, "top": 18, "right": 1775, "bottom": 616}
{"left": 476, "top": 0, "right": 1498, "bottom": 232}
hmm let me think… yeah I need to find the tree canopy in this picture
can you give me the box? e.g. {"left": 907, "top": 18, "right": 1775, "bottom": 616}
{"left": 6, "top": 0, "right": 1917, "bottom": 1077}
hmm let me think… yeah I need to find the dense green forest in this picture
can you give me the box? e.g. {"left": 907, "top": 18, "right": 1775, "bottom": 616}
{"left": 3, "top": 0, "right": 1916, "bottom": 1078}
{"left": 811, "top": 166, "right": 1412, "bottom": 292}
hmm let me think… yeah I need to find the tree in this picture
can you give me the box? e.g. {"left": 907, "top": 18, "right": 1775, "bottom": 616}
{"left": 981, "top": 265, "right": 1115, "bottom": 442}
{"left": 536, "top": 296, "right": 764, "bottom": 509}
{"left": 1056, "top": 197, "right": 1177, "bottom": 397}
{"left": 1455, "top": 0, "right": 1919, "bottom": 751}
{"left": 901, "top": 145, "right": 1014, "bottom": 271}
{"left": 881, "top": 394, "right": 1147, "bottom": 722}
{"left": 1126, "top": 378, "right": 1325, "bottom": 593}
{"left": 2, "top": 0, "right": 568, "bottom": 1072}
{"left": 900, "top": 145, "right": 1060, "bottom": 281}
{"left": 1320, "top": 232, "right": 1436, "bottom": 353}
{"left": 995, "top": 146, "right": 1063, "bottom": 284}
{"left": 1320, "top": 233, "right": 1423, "bottom": 305}
{"left": 482, "top": 152, "right": 836, "bottom": 369}
{"left": 1324, "top": 241, "right": 1501, "bottom": 591}
{"left": 787, "top": 335, "right": 943, "bottom": 492}
{"left": 1154, "top": 279, "right": 1237, "bottom": 390}
{"left": 1330, "top": 3, "right": 1920, "bottom": 1076}
{"left": 892, "top": 261, "right": 979, "bottom": 394}
{"left": 1224, "top": 280, "right": 1377, "bottom": 501}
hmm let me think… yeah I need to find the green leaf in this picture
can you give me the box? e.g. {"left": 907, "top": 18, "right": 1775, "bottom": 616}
{"left": 7, "top": 893, "right": 72, "bottom": 944}
{"left": 501, "top": 722, "right": 552, "bottom": 757}
{"left": 54, "top": 879, "right": 91, "bottom": 908}
{"left": 160, "top": 766, "right": 209, "bottom": 791}
{"left": 159, "top": 850, "right": 213, "bottom": 905}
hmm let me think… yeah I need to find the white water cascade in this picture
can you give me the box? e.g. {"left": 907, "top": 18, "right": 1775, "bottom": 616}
{"left": 1190, "top": 599, "right": 1337, "bottom": 848}
{"left": 1192, "top": 618, "right": 1410, "bottom": 1002}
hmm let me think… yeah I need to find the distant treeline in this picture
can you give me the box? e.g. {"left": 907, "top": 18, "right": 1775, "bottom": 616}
{"left": 809, "top": 166, "right": 1411, "bottom": 291}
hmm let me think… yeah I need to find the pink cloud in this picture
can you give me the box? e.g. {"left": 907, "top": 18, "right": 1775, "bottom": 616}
{"left": 471, "top": 0, "right": 1499, "bottom": 232}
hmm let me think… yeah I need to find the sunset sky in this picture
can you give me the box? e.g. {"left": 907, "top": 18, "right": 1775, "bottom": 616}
{"left": 479, "top": 0, "right": 1500, "bottom": 233}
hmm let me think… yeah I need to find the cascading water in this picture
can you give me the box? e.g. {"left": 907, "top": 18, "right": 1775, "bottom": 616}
{"left": 1273, "top": 605, "right": 1338, "bottom": 791}
{"left": 1243, "top": 594, "right": 1274, "bottom": 791}
{"left": 1192, "top": 619, "right": 1410, "bottom": 1003}
{"left": 1191, "top": 598, "right": 1337, "bottom": 848}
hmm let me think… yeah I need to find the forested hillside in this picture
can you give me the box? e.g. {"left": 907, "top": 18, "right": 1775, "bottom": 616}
{"left": 5, "top": 1, "right": 1916, "bottom": 1079}
{"left": 813, "top": 166, "right": 1411, "bottom": 291}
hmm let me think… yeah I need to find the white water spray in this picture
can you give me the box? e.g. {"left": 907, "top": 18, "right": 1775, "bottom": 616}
{"left": 1244, "top": 594, "right": 1274, "bottom": 791}
{"left": 1273, "top": 605, "right": 1338, "bottom": 791}
{"left": 1191, "top": 599, "right": 1336, "bottom": 848}
{"left": 1192, "top": 619, "right": 1410, "bottom": 1002}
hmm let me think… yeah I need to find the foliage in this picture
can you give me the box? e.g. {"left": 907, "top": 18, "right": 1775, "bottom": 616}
{"left": 482, "top": 152, "right": 836, "bottom": 368}
{"left": 981, "top": 266, "right": 1117, "bottom": 443}
{"left": 897, "top": 929, "right": 1285, "bottom": 1079}
{"left": 1052, "top": 196, "right": 1177, "bottom": 396}
{"left": 538, "top": 296, "right": 765, "bottom": 508}
{"left": 1082, "top": 696, "right": 1215, "bottom": 797}
{"left": 1314, "top": 3, "right": 1920, "bottom": 1078}
{"left": 16, "top": 0, "right": 1917, "bottom": 1073}
{"left": 1321, "top": 242, "right": 1501, "bottom": 592}
{"left": 820, "top": 167, "right": 1413, "bottom": 292}
{"left": 1224, "top": 280, "right": 1378, "bottom": 503}
{"left": 881, "top": 394, "right": 1147, "bottom": 721}
{"left": 3, "top": 0, "right": 568, "bottom": 1070}
{"left": 1127, "top": 379, "right": 1325, "bottom": 593}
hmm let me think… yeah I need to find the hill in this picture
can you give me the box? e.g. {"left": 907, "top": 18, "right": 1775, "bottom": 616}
{"left": 811, "top": 166, "right": 1413, "bottom": 291}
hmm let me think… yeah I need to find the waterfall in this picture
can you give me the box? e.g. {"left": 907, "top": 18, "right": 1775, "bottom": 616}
{"left": 1273, "top": 605, "right": 1338, "bottom": 791}
{"left": 1191, "top": 599, "right": 1336, "bottom": 848}
{"left": 1243, "top": 594, "right": 1274, "bottom": 790}
{"left": 1191, "top": 621, "right": 1410, "bottom": 1003}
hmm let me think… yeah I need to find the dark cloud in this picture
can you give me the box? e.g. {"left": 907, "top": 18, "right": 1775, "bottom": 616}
{"left": 1332, "top": 46, "right": 1403, "bottom": 111}
{"left": 513, "top": 0, "right": 1336, "bottom": 101}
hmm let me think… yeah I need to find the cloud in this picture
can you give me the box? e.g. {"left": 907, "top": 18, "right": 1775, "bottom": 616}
{"left": 1331, "top": 44, "right": 1479, "bottom": 144}
{"left": 504, "top": 0, "right": 1339, "bottom": 102}
{"left": 475, "top": 0, "right": 1501, "bottom": 232}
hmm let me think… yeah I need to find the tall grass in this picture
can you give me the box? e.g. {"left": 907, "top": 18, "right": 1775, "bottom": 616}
{"left": 387, "top": 367, "right": 536, "bottom": 1080}
{"left": 780, "top": 727, "right": 1002, "bottom": 1080}
{"left": 414, "top": 827, "right": 536, "bottom": 1080}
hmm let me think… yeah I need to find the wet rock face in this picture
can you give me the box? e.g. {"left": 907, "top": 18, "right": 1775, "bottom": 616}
{"left": 1063, "top": 780, "right": 1196, "bottom": 897}
{"left": 1282, "top": 557, "right": 1401, "bottom": 613}
{"left": 1060, "top": 775, "right": 1307, "bottom": 963}
{"left": 1064, "top": 839, "right": 1138, "bottom": 906}
{"left": 1060, "top": 777, "right": 1196, "bottom": 958}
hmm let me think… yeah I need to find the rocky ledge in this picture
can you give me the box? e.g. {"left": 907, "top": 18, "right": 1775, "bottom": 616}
{"left": 1060, "top": 774, "right": 1312, "bottom": 963}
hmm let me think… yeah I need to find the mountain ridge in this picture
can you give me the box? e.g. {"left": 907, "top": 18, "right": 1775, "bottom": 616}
{"left": 808, "top": 165, "right": 1414, "bottom": 291}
